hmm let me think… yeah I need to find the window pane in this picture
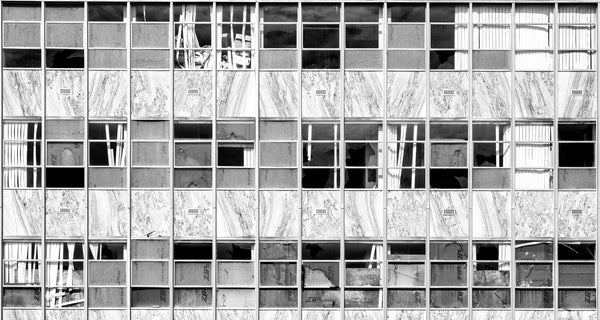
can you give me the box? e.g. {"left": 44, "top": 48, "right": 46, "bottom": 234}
{"left": 389, "top": 5, "right": 425, "bottom": 22}
{"left": 263, "top": 24, "right": 296, "bottom": 48}
{"left": 302, "top": 5, "right": 340, "bottom": 22}
{"left": 346, "top": 25, "right": 379, "bottom": 48}
{"left": 345, "top": 5, "right": 380, "bottom": 22}
{"left": 262, "top": 5, "right": 297, "bottom": 22}
{"left": 303, "top": 25, "right": 339, "bottom": 48}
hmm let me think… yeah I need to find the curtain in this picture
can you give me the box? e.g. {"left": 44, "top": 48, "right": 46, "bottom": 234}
{"left": 3, "top": 123, "right": 28, "bottom": 188}
{"left": 454, "top": 6, "right": 469, "bottom": 69}
{"left": 558, "top": 6, "right": 596, "bottom": 69}
{"left": 473, "top": 6, "right": 511, "bottom": 50}
{"left": 498, "top": 124, "right": 511, "bottom": 167}
{"left": 46, "top": 243, "right": 82, "bottom": 308}
{"left": 515, "top": 125, "right": 552, "bottom": 189}
{"left": 105, "top": 124, "right": 126, "bottom": 167}
{"left": 4, "top": 243, "right": 38, "bottom": 284}
{"left": 217, "top": 5, "right": 255, "bottom": 69}
{"left": 387, "top": 124, "right": 406, "bottom": 189}
{"left": 515, "top": 6, "right": 554, "bottom": 70}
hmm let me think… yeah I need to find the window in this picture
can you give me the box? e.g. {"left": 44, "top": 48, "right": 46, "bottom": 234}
{"left": 344, "top": 4, "right": 382, "bottom": 69}
{"left": 558, "top": 4, "right": 596, "bottom": 70}
{"left": 558, "top": 122, "right": 596, "bottom": 189}
{"left": 345, "top": 123, "right": 382, "bottom": 189}
{"left": 430, "top": 4, "right": 468, "bottom": 70}
{"left": 344, "top": 242, "right": 382, "bottom": 308}
{"left": 429, "top": 242, "right": 468, "bottom": 308}
{"left": 88, "top": 3, "right": 126, "bottom": 69}
{"left": 387, "top": 122, "right": 425, "bottom": 189}
{"left": 302, "top": 4, "right": 340, "bottom": 69}
{"left": 430, "top": 122, "right": 468, "bottom": 189}
{"left": 131, "top": 3, "right": 170, "bottom": 69}
{"left": 88, "top": 243, "right": 127, "bottom": 308}
{"left": 302, "top": 123, "right": 340, "bottom": 188}
{"left": 558, "top": 242, "right": 596, "bottom": 309}
{"left": 46, "top": 119, "right": 85, "bottom": 188}
{"left": 387, "top": 4, "right": 425, "bottom": 69}
{"left": 301, "top": 242, "right": 340, "bottom": 308}
{"left": 259, "top": 242, "right": 298, "bottom": 308}
{"left": 515, "top": 241, "right": 553, "bottom": 308}
{"left": 46, "top": 242, "right": 85, "bottom": 308}
{"left": 472, "top": 122, "right": 511, "bottom": 189}
{"left": 3, "top": 242, "right": 41, "bottom": 307}
{"left": 131, "top": 240, "right": 170, "bottom": 308}
{"left": 174, "top": 242, "right": 212, "bottom": 308}
{"left": 514, "top": 122, "right": 553, "bottom": 189}
{"left": 217, "top": 242, "right": 255, "bottom": 308}
{"left": 174, "top": 122, "right": 212, "bottom": 188}
{"left": 174, "top": 4, "right": 212, "bottom": 69}
{"left": 387, "top": 242, "right": 426, "bottom": 308}
{"left": 472, "top": 242, "right": 511, "bottom": 308}
{"left": 515, "top": 5, "right": 554, "bottom": 70}
{"left": 217, "top": 121, "right": 255, "bottom": 188}
{"left": 45, "top": 3, "right": 84, "bottom": 68}
{"left": 3, "top": 121, "right": 41, "bottom": 188}
{"left": 2, "top": 2, "right": 42, "bottom": 68}
{"left": 131, "top": 121, "right": 170, "bottom": 188}
{"left": 473, "top": 5, "right": 511, "bottom": 70}
{"left": 217, "top": 4, "right": 256, "bottom": 69}
{"left": 261, "top": 5, "right": 297, "bottom": 48}
{"left": 88, "top": 122, "right": 127, "bottom": 188}
{"left": 259, "top": 120, "right": 297, "bottom": 188}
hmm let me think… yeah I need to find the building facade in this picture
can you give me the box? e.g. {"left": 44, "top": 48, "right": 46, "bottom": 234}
{"left": 1, "top": 1, "right": 599, "bottom": 320}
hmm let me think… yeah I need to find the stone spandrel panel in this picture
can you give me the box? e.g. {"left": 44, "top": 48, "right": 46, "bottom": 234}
{"left": 472, "top": 191, "right": 511, "bottom": 238}
{"left": 46, "top": 70, "right": 85, "bottom": 117}
{"left": 89, "top": 70, "right": 128, "bottom": 118}
{"left": 131, "top": 190, "right": 171, "bottom": 238}
{"left": 217, "top": 71, "right": 257, "bottom": 118}
{"left": 3, "top": 70, "right": 42, "bottom": 117}
{"left": 472, "top": 72, "right": 511, "bottom": 118}
{"left": 345, "top": 71, "right": 383, "bottom": 118}
{"left": 131, "top": 70, "right": 171, "bottom": 119}
{"left": 430, "top": 191, "right": 469, "bottom": 238}
{"left": 387, "top": 190, "right": 427, "bottom": 238}
{"left": 557, "top": 191, "right": 597, "bottom": 239}
{"left": 345, "top": 190, "right": 383, "bottom": 238}
{"left": 217, "top": 190, "right": 256, "bottom": 238}
{"left": 174, "top": 71, "right": 213, "bottom": 118}
{"left": 515, "top": 71, "right": 554, "bottom": 118}
{"left": 430, "top": 72, "right": 469, "bottom": 118}
{"left": 302, "top": 71, "right": 341, "bottom": 118}
{"left": 302, "top": 190, "right": 341, "bottom": 239}
{"left": 514, "top": 191, "right": 554, "bottom": 238}
{"left": 174, "top": 190, "right": 214, "bottom": 239}
{"left": 46, "top": 189, "right": 85, "bottom": 238}
{"left": 387, "top": 72, "right": 426, "bottom": 118}
{"left": 557, "top": 72, "right": 597, "bottom": 119}
{"left": 89, "top": 190, "right": 128, "bottom": 239}
{"left": 259, "top": 190, "right": 299, "bottom": 238}
{"left": 3, "top": 189, "right": 43, "bottom": 237}
{"left": 260, "top": 71, "right": 299, "bottom": 118}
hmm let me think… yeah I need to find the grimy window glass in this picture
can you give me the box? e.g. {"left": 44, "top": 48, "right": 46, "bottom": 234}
{"left": 261, "top": 5, "right": 297, "bottom": 49}
{"left": 302, "top": 4, "right": 340, "bottom": 69}
{"left": 174, "top": 4, "right": 212, "bottom": 69}
{"left": 2, "top": 2, "right": 42, "bottom": 67}
{"left": 430, "top": 4, "right": 468, "bottom": 70}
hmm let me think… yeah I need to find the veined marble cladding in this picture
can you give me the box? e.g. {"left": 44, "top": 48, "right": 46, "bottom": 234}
{"left": 46, "top": 189, "right": 85, "bottom": 237}
{"left": 472, "top": 311, "right": 511, "bottom": 320}
{"left": 131, "top": 310, "right": 170, "bottom": 320}
{"left": 46, "top": 70, "right": 85, "bottom": 117}
{"left": 387, "top": 72, "right": 426, "bottom": 118}
{"left": 217, "top": 190, "right": 256, "bottom": 238}
{"left": 131, "top": 70, "right": 170, "bottom": 118}
{"left": 260, "top": 71, "right": 299, "bottom": 118}
{"left": 131, "top": 190, "right": 170, "bottom": 238}
{"left": 515, "top": 311, "right": 554, "bottom": 320}
{"left": 345, "top": 190, "right": 383, "bottom": 237}
{"left": 174, "top": 71, "right": 213, "bottom": 118}
{"left": 89, "top": 71, "right": 128, "bottom": 118}
{"left": 3, "top": 189, "right": 43, "bottom": 237}
{"left": 557, "top": 311, "right": 597, "bottom": 320}
{"left": 302, "top": 190, "right": 341, "bottom": 239}
{"left": 175, "top": 310, "right": 212, "bottom": 320}
{"left": 430, "top": 72, "right": 469, "bottom": 118}
{"left": 46, "top": 310, "right": 85, "bottom": 320}
{"left": 429, "top": 310, "right": 468, "bottom": 320}
{"left": 89, "top": 190, "right": 128, "bottom": 238}
{"left": 217, "top": 71, "right": 257, "bottom": 118}
{"left": 430, "top": 191, "right": 469, "bottom": 238}
{"left": 302, "top": 71, "right": 341, "bottom": 118}
{"left": 557, "top": 72, "right": 597, "bottom": 118}
{"left": 515, "top": 71, "right": 554, "bottom": 118}
{"left": 514, "top": 191, "right": 554, "bottom": 238}
{"left": 472, "top": 191, "right": 511, "bottom": 238}
{"left": 387, "top": 190, "right": 427, "bottom": 238}
{"left": 174, "top": 190, "right": 214, "bottom": 238}
{"left": 345, "top": 71, "right": 383, "bottom": 118}
{"left": 260, "top": 310, "right": 298, "bottom": 320}
{"left": 472, "top": 72, "right": 511, "bottom": 118}
{"left": 3, "top": 70, "right": 42, "bottom": 117}
{"left": 217, "top": 310, "right": 256, "bottom": 320}
{"left": 3, "top": 309, "right": 42, "bottom": 320}
{"left": 303, "top": 310, "right": 341, "bottom": 320}
{"left": 386, "top": 310, "right": 425, "bottom": 320}
{"left": 89, "top": 310, "right": 128, "bottom": 320}
{"left": 558, "top": 191, "right": 597, "bottom": 239}
{"left": 259, "top": 190, "right": 298, "bottom": 238}
{"left": 345, "top": 311, "right": 383, "bottom": 320}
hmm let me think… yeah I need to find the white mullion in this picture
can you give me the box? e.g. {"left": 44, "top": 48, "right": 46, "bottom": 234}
{"left": 211, "top": 3, "right": 218, "bottom": 320}
{"left": 424, "top": 3, "right": 431, "bottom": 320}
{"left": 83, "top": 1, "right": 89, "bottom": 317}
{"left": 41, "top": 1, "right": 47, "bottom": 318}
{"left": 297, "top": 3, "right": 303, "bottom": 318}
{"left": 467, "top": 4, "right": 473, "bottom": 319}
{"left": 553, "top": 3, "right": 559, "bottom": 319}
{"left": 510, "top": 3, "right": 516, "bottom": 318}
{"left": 169, "top": 3, "right": 175, "bottom": 320}
{"left": 340, "top": 4, "right": 345, "bottom": 319}
{"left": 126, "top": 3, "right": 132, "bottom": 320}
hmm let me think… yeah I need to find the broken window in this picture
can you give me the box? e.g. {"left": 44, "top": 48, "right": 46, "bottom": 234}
{"left": 515, "top": 122, "right": 553, "bottom": 189}
{"left": 302, "top": 123, "right": 340, "bottom": 188}
{"left": 430, "top": 4, "right": 468, "bottom": 70}
{"left": 472, "top": 5, "right": 511, "bottom": 70}
{"left": 174, "top": 242, "right": 212, "bottom": 308}
{"left": 259, "top": 242, "right": 298, "bottom": 308}
{"left": 88, "top": 122, "right": 127, "bottom": 188}
{"left": 472, "top": 122, "right": 511, "bottom": 189}
{"left": 260, "top": 120, "right": 297, "bottom": 188}
{"left": 131, "top": 240, "right": 169, "bottom": 308}
{"left": 515, "top": 5, "right": 554, "bottom": 70}
{"left": 174, "top": 4, "right": 212, "bottom": 69}
{"left": 2, "top": 3, "right": 42, "bottom": 67}
{"left": 174, "top": 122, "right": 212, "bottom": 188}
{"left": 558, "top": 122, "right": 596, "bottom": 189}
{"left": 302, "top": 242, "right": 340, "bottom": 308}
{"left": 344, "top": 242, "right": 382, "bottom": 308}
{"left": 88, "top": 243, "right": 126, "bottom": 308}
{"left": 472, "top": 242, "right": 511, "bottom": 308}
{"left": 430, "top": 122, "right": 468, "bottom": 189}
{"left": 388, "top": 122, "right": 425, "bottom": 189}
{"left": 131, "top": 3, "right": 170, "bottom": 69}
{"left": 387, "top": 242, "right": 426, "bottom": 308}
{"left": 46, "top": 119, "right": 85, "bottom": 188}
{"left": 430, "top": 241, "right": 468, "bottom": 308}
{"left": 2, "top": 242, "right": 41, "bottom": 307}
{"left": 345, "top": 123, "right": 382, "bottom": 189}
{"left": 88, "top": 3, "right": 126, "bottom": 69}
{"left": 558, "top": 242, "right": 596, "bottom": 309}
{"left": 217, "top": 242, "right": 255, "bottom": 308}
{"left": 515, "top": 241, "right": 553, "bottom": 308}
{"left": 302, "top": 4, "right": 340, "bottom": 69}
{"left": 3, "top": 121, "right": 41, "bottom": 188}
{"left": 217, "top": 121, "right": 255, "bottom": 188}
{"left": 45, "top": 3, "right": 84, "bottom": 68}
{"left": 217, "top": 4, "right": 256, "bottom": 69}
{"left": 45, "top": 242, "right": 85, "bottom": 308}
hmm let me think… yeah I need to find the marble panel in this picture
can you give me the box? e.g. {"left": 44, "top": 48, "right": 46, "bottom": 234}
{"left": 46, "top": 189, "right": 85, "bottom": 237}
{"left": 3, "top": 70, "right": 42, "bottom": 117}
{"left": 302, "top": 190, "right": 341, "bottom": 239}
{"left": 260, "top": 310, "right": 298, "bottom": 320}
{"left": 557, "top": 191, "right": 597, "bottom": 239}
{"left": 217, "top": 71, "right": 257, "bottom": 118}
{"left": 515, "top": 71, "right": 554, "bottom": 118}
{"left": 217, "top": 310, "right": 256, "bottom": 320}
{"left": 472, "top": 311, "right": 511, "bottom": 320}
{"left": 260, "top": 190, "right": 299, "bottom": 238}
{"left": 131, "top": 70, "right": 170, "bottom": 118}
{"left": 89, "top": 310, "right": 128, "bottom": 320}
{"left": 131, "top": 190, "right": 170, "bottom": 238}
{"left": 345, "top": 311, "right": 383, "bottom": 320}
{"left": 46, "top": 310, "right": 85, "bottom": 320}
{"left": 174, "top": 71, "right": 212, "bottom": 118}
{"left": 557, "top": 311, "right": 597, "bottom": 320}
{"left": 345, "top": 71, "right": 383, "bottom": 118}
{"left": 174, "top": 190, "right": 214, "bottom": 238}
{"left": 302, "top": 310, "right": 341, "bottom": 320}
{"left": 515, "top": 311, "right": 554, "bottom": 320}
{"left": 430, "top": 191, "right": 469, "bottom": 238}
{"left": 345, "top": 190, "right": 383, "bottom": 237}
{"left": 131, "top": 310, "right": 170, "bottom": 320}
{"left": 260, "top": 71, "right": 299, "bottom": 118}
{"left": 557, "top": 72, "right": 597, "bottom": 118}
{"left": 217, "top": 190, "right": 256, "bottom": 238}
{"left": 430, "top": 72, "right": 469, "bottom": 118}
{"left": 3, "top": 310, "right": 42, "bottom": 320}
{"left": 387, "top": 72, "right": 426, "bottom": 118}
{"left": 472, "top": 72, "right": 511, "bottom": 118}
{"left": 472, "top": 191, "right": 511, "bottom": 238}
{"left": 386, "top": 310, "right": 425, "bottom": 320}
{"left": 387, "top": 191, "right": 427, "bottom": 238}
{"left": 302, "top": 71, "right": 341, "bottom": 118}
{"left": 514, "top": 191, "right": 554, "bottom": 238}
{"left": 3, "top": 189, "right": 43, "bottom": 237}
{"left": 89, "top": 71, "right": 128, "bottom": 118}
{"left": 429, "top": 310, "right": 468, "bottom": 320}
{"left": 174, "top": 310, "right": 212, "bottom": 320}
{"left": 46, "top": 70, "right": 85, "bottom": 117}
{"left": 89, "top": 190, "right": 128, "bottom": 238}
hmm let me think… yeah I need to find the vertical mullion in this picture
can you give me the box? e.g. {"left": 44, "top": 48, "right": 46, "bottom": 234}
{"left": 211, "top": 3, "right": 218, "bottom": 320}
{"left": 254, "top": 3, "right": 260, "bottom": 319}
{"left": 467, "top": 3, "right": 473, "bottom": 319}
{"left": 297, "top": 3, "right": 303, "bottom": 319}
{"left": 510, "top": 3, "right": 516, "bottom": 320}
{"left": 0, "top": 1, "right": 4, "bottom": 315}
{"left": 340, "top": 4, "right": 346, "bottom": 320}
{"left": 41, "top": 1, "right": 47, "bottom": 318}
{"left": 83, "top": 1, "right": 89, "bottom": 317}
{"left": 424, "top": 3, "right": 431, "bottom": 320}
{"left": 382, "top": 3, "right": 388, "bottom": 319}
{"left": 169, "top": 2, "right": 175, "bottom": 320}
{"left": 126, "top": 3, "right": 132, "bottom": 320}
{"left": 597, "top": 2, "right": 600, "bottom": 318}
{"left": 553, "top": 3, "right": 559, "bottom": 319}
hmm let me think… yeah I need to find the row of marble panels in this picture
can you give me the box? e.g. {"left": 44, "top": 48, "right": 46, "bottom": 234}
{"left": 2, "top": 309, "right": 598, "bottom": 320}
{"left": 4, "top": 189, "right": 596, "bottom": 239}
{"left": 2, "top": 70, "right": 597, "bottom": 119}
